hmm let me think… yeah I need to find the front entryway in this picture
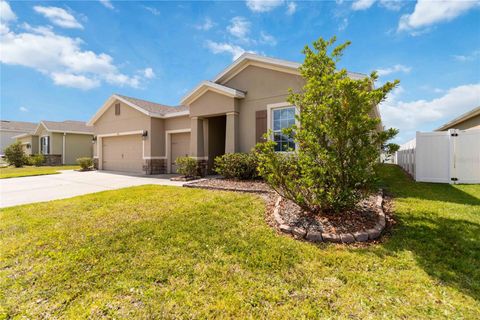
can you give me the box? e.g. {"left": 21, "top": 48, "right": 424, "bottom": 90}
{"left": 102, "top": 135, "right": 143, "bottom": 173}
{"left": 170, "top": 132, "right": 190, "bottom": 173}
{"left": 207, "top": 115, "right": 226, "bottom": 173}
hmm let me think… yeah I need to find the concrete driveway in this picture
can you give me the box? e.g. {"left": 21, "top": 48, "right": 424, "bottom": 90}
{"left": 0, "top": 170, "right": 186, "bottom": 208}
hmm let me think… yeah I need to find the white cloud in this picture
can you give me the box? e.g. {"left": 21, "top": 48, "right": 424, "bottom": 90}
{"left": 398, "top": 0, "right": 480, "bottom": 32}
{"left": 351, "top": 0, "right": 376, "bottom": 10}
{"left": 205, "top": 40, "right": 255, "bottom": 61}
{"left": 143, "top": 6, "right": 160, "bottom": 16}
{"left": 19, "top": 106, "right": 28, "bottom": 112}
{"left": 381, "top": 83, "right": 480, "bottom": 142}
{"left": 0, "top": 0, "right": 15, "bottom": 33}
{"left": 453, "top": 49, "right": 480, "bottom": 62}
{"left": 338, "top": 18, "right": 349, "bottom": 31}
{"left": 379, "top": 0, "right": 403, "bottom": 11}
{"left": 99, "top": 0, "right": 114, "bottom": 10}
{"left": 246, "top": 0, "right": 284, "bottom": 12}
{"left": 51, "top": 72, "right": 100, "bottom": 90}
{"left": 0, "top": 17, "right": 147, "bottom": 89}
{"left": 260, "top": 31, "right": 277, "bottom": 46}
{"left": 377, "top": 64, "right": 411, "bottom": 76}
{"left": 33, "top": 6, "right": 83, "bottom": 29}
{"left": 286, "top": 2, "right": 297, "bottom": 15}
{"left": 227, "top": 16, "right": 250, "bottom": 39}
{"left": 143, "top": 67, "right": 155, "bottom": 79}
{"left": 195, "top": 17, "right": 214, "bottom": 31}
{"left": 352, "top": 0, "right": 404, "bottom": 11}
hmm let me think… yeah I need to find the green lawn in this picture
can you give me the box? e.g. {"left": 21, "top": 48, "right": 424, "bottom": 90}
{"left": 0, "top": 165, "right": 80, "bottom": 179}
{"left": 0, "top": 165, "right": 479, "bottom": 318}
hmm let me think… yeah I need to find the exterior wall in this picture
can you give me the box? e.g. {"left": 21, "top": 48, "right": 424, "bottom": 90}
{"left": 17, "top": 136, "right": 32, "bottom": 155}
{"left": 223, "top": 65, "right": 304, "bottom": 152}
{"left": 51, "top": 133, "right": 64, "bottom": 155}
{"left": 93, "top": 100, "right": 152, "bottom": 159}
{"left": 189, "top": 91, "right": 237, "bottom": 118}
{"left": 440, "top": 114, "right": 480, "bottom": 131}
{"left": 164, "top": 115, "right": 190, "bottom": 131}
{"left": 1, "top": 130, "right": 23, "bottom": 155}
{"left": 150, "top": 118, "right": 166, "bottom": 157}
{"left": 64, "top": 134, "right": 93, "bottom": 164}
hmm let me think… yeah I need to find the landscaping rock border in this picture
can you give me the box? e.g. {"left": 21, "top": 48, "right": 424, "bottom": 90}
{"left": 272, "top": 190, "right": 386, "bottom": 243}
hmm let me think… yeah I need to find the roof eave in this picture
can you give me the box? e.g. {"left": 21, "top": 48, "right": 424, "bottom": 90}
{"left": 180, "top": 81, "right": 245, "bottom": 106}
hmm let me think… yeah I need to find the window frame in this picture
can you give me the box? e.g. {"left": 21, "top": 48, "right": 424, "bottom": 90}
{"left": 40, "top": 135, "right": 50, "bottom": 155}
{"left": 266, "top": 102, "right": 298, "bottom": 152}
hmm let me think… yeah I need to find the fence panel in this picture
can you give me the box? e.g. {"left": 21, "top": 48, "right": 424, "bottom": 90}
{"left": 454, "top": 129, "right": 480, "bottom": 184}
{"left": 415, "top": 131, "right": 451, "bottom": 183}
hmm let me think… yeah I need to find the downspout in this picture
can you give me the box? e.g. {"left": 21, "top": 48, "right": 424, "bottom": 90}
{"left": 62, "top": 132, "right": 66, "bottom": 165}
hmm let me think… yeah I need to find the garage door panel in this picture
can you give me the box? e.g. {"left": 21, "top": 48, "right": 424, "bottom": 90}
{"left": 171, "top": 132, "right": 190, "bottom": 173}
{"left": 103, "top": 135, "right": 143, "bottom": 173}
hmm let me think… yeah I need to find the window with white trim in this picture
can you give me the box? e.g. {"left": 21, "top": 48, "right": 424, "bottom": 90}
{"left": 272, "top": 106, "right": 295, "bottom": 152}
{"left": 40, "top": 136, "right": 50, "bottom": 154}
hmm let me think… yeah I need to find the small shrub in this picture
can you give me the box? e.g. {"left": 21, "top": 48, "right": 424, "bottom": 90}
{"left": 175, "top": 156, "right": 198, "bottom": 177}
{"left": 4, "top": 142, "right": 27, "bottom": 167}
{"left": 214, "top": 153, "right": 259, "bottom": 180}
{"left": 30, "top": 154, "right": 45, "bottom": 166}
{"left": 77, "top": 157, "right": 93, "bottom": 171}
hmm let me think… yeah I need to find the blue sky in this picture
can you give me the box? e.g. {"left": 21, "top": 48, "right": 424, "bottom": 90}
{"left": 1, "top": 0, "right": 479, "bottom": 143}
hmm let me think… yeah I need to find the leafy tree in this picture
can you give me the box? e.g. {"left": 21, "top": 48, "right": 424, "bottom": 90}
{"left": 256, "top": 36, "right": 399, "bottom": 214}
{"left": 4, "top": 142, "right": 27, "bottom": 168}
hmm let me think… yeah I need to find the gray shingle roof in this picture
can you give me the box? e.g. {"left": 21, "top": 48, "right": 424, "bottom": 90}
{"left": 0, "top": 120, "right": 37, "bottom": 133}
{"left": 42, "top": 120, "right": 94, "bottom": 133}
{"left": 116, "top": 94, "right": 188, "bottom": 116}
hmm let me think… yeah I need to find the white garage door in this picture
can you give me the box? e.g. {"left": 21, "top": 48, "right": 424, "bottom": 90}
{"left": 171, "top": 132, "right": 190, "bottom": 173}
{"left": 102, "top": 135, "right": 143, "bottom": 173}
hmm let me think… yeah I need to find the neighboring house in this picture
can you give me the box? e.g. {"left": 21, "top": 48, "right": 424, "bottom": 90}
{"left": 88, "top": 53, "right": 376, "bottom": 175}
{"left": 435, "top": 106, "right": 480, "bottom": 131}
{"left": 0, "top": 120, "right": 37, "bottom": 155}
{"left": 14, "top": 120, "right": 94, "bottom": 165}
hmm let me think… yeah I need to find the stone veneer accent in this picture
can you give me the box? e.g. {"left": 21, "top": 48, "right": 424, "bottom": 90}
{"left": 44, "top": 154, "right": 62, "bottom": 166}
{"left": 273, "top": 190, "right": 387, "bottom": 244}
{"left": 93, "top": 158, "right": 99, "bottom": 170}
{"left": 143, "top": 159, "right": 167, "bottom": 174}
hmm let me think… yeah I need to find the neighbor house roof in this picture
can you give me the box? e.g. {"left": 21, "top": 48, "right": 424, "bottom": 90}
{"left": 0, "top": 120, "right": 37, "bottom": 133}
{"left": 42, "top": 120, "right": 94, "bottom": 133}
{"left": 87, "top": 94, "right": 189, "bottom": 125}
{"left": 180, "top": 81, "right": 246, "bottom": 105}
{"left": 435, "top": 106, "right": 480, "bottom": 131}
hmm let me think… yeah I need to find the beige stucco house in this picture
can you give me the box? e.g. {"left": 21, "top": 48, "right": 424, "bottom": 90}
{"left": 435, "top": 106, "right": 480, "bottom": 131}
{"left": 14, "top": 120, "right": 94, "bottom": 165}
{"left": 88, "top": 53, "right": 376, "bottom": 175}
{"left": 0, "top": 120, "right": 37, "bottom": 155}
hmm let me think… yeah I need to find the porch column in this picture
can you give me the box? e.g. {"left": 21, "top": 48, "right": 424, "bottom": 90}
{"left": 190, "top": 116, "right": 205, "bottom": 158}
{"left": 225, "top": 112, "right": 239, "bottom": 153}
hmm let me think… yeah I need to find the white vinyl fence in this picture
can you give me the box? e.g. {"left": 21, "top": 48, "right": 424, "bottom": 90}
{"left": 395, "top": 129, "right": 480, "bottom": 184}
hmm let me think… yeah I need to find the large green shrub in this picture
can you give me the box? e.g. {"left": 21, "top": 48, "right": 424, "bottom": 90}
{"left": 4, "top": 142, "right": 27, "bottom": 167}
{"left": 175, "top": 156, "right": 198, "bottom": 177}
{"left": 30, "top": 154, "right": 45, "bottom": 166}
{"left": 214, "top": 153, "right": 259, "bottom": 180}
{"left": 256, "top": 37, "right": 398, "bottom": 214}
{"left": 77, "top": 157, "right": 93, "bottom": 171}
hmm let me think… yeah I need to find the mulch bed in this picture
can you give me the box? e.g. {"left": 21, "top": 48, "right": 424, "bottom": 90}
{"left": 184, "top": 178, "right": 272, "bottom": 193}
{"left": 278, "top": 195, "right": 380, "bottom": 234}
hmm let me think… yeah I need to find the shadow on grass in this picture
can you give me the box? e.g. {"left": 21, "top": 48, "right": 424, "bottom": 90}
{"left": 377, "top": 164, "right": 480, "bottom": 206}
{"left": 377, "top": 164, "right": 480, "bottom": 301}
{"left": 382, "top": 215, "right": 480, "bottom": 301}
